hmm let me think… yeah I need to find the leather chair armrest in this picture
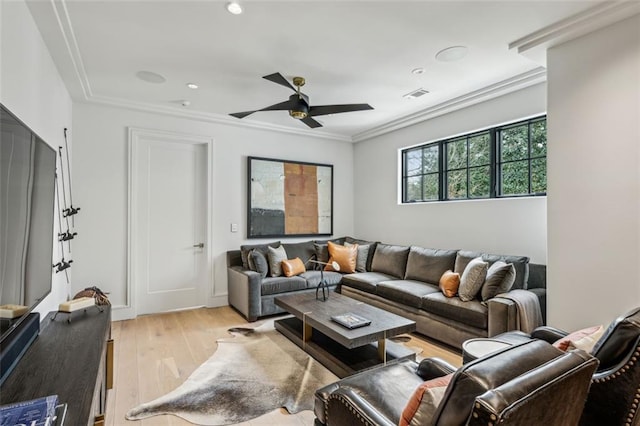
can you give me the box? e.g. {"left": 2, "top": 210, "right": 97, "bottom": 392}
{"left": 531, "top": 326, "right": 568, "bottom": 343}
{"left": 227, "top": 266, "right": 262, "bottom": 322}
{"left": 416, "top": 357, "right": 457, "bottom": 380}
{"left": 326, "top": 388, "right": 397, "bottom": 426}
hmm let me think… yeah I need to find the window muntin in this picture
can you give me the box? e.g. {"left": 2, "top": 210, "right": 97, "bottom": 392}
{"left": 401, "top": 116, "right": 546, "bottom": 203}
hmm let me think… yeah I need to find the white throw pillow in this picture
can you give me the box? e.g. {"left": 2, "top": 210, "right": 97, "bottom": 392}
{"left": 458, "top": 257, "right": 488, "bottom": 301}
{"left": 267, "top": 245, "right": 287, "bottom": 277}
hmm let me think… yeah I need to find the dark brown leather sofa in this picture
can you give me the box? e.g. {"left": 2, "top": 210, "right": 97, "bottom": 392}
{"left": 314, "top": 339, "right": 598, "bottom": 426}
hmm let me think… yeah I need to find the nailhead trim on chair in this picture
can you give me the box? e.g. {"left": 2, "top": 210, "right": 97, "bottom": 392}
{"left": 592, "top": 348, "right": 640, "bottom": 426}
{"left": 326, "top": 393, "right": 375, "bottom": 426}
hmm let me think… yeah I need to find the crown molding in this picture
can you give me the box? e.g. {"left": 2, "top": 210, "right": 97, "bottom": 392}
{"left": 86, "top": 95, "right": 352, "bottom": 142}
{"left": 352, "top": 67, "right": 547, "bottom": 143}
{"left": 509, "top": 1, "right": 640, "bottom": 65}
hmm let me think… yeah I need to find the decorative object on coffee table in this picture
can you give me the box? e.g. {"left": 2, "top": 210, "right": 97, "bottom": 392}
{"left": 308, "top": 259, "right": 340, "bottom": 301}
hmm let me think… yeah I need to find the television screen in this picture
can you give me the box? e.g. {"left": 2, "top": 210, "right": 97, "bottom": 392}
{"left": 0, "top": 105, "right": 56, "bottom": 342}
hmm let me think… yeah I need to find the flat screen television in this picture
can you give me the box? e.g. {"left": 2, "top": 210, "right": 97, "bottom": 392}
{"left": 0, "top": 104, "right": 57, "bottom": 344}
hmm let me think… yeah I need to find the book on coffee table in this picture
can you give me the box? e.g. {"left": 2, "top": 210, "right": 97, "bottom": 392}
{"left": 331, "top": 313, "right": 371, "bottom": 329}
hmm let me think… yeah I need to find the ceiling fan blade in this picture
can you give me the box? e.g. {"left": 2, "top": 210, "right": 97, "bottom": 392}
{"left": 263, "top": 73, "right": 296, "bottom": 91}
{"left": 301, "top": 116, "right": 322, "bottom": 128}
{"left": 229, "top": 110, "right": 258, "bottom": 119}
{"left": 309, "top": 104, "right": 374, "bottom": 117}
{"left": 259, "top": 99, "right": 295, "bottom": 112}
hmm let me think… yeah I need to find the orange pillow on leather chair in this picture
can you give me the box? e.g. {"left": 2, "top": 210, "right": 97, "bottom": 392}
{"left": 325, "top": 241, "right": 357, "bottom": 274}
{"left": 282, "top": 257, "right": 306, "bottom": 277}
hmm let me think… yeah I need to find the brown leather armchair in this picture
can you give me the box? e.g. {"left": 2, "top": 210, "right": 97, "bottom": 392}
{"left": 314, "top": 339, "right": 598, "bottom": 426}
{"left": 494, "top": 306, "right": 640, "bottom": 426}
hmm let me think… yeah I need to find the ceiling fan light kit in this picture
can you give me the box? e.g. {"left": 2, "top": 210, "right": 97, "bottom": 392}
{"left": 229, "top": 72, "right": 373, "bottom": 129}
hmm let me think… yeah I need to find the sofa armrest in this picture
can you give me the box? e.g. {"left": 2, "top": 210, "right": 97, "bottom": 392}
{"left": 487, "top": 297, "right": 518, "bottom": 336}
{"left": 531, "top": 326, "right": 568, "bottom": 343}
{"left": 416, "top": 357, "right": 457, "bottom": 380}
{"left": 227, "top": 266, "right": 262, "bottom": 322}
{"left": 326, "top": 388, "right": 397, "bottom": 426}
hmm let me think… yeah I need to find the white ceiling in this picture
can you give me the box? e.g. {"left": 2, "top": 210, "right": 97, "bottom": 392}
{"left": 25, "top": 0, "right": 640, "bottom": 141}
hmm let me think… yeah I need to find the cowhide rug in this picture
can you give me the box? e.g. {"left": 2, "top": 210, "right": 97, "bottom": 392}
{"left": 125, "top": 320, "right": 338, "bottom": 425}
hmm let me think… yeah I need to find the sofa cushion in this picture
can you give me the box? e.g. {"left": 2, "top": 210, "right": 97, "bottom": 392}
{"left": 421, "top": 292, "right": 488, "bottom": 329}
{"left": 377, "top": 280, "right": 440, "bottom": 309}
{"left": 267, "top": 245, "right": 288, "bottom": 277}
{"left": 248, "top": 249, "right": 269, "bottom": 278}
{"left": 371, "top": 244, "right": 410, "bottom": 278}
{"left": 458, "top": 257, "right": 488, "bottom": 301}
{"left": 261, "top": 276, "right": 307, "bottom": 295}
{"left": 282, "top": 241, "right": 316, "bottom": 266}
{"left": 480, "top": 261, "right": 516, "bottom": 301}
{"left": 404, "top": 247, "right": 458, "bottom": 285}
{"left": 240, "top": 241, "right": 280, "bottom": 269}
{"left": 314, "top": 243, "right": 329, "bottom": 264}
{"left": 341, "top": 272, "right": 396, "bottom": 294}
{"left": 326, "top": 241, "right": 357, "bottom": 273}
{"left": 455, "top": 250, "right": 529, "bottom": 290}
{"left": 344, "top": 241, "right": 371, "bottom": 273}
{"left": 300, "top": 270, "right": 343, "bottom": 288}
{"left": 345, "top": 236, "right": 378, "bottom": 271}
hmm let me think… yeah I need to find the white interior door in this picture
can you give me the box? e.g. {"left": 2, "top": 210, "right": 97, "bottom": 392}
{"left": 130, "top": 131, "right": 208, "bottom": 315}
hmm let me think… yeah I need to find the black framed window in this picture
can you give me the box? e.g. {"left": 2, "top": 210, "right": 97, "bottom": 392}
{"left": 401, "top": 116, "right": 546, "bottom": 203}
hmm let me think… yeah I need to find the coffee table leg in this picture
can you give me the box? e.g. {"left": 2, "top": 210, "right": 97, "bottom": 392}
{"left": 304, "top": 323, "right": 313, "bottom": 342}
{"left": 378, "top": 338, "right": 386, "bottom": 362}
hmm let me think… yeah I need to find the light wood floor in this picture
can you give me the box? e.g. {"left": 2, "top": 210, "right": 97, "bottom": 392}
{"left": 106, "top": 306, "right": 462, "bottom": 426}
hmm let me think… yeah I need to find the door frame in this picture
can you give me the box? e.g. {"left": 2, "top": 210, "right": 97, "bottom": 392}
{"left": 123, "top": 127, "right": 214, "bottom": 320}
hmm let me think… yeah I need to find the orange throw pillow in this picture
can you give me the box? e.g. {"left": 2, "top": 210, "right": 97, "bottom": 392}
{"left": 399, "top": 373, "right": 453, "bottom": 426}
{"left": 281, "top": 257, "right": 306, "bottom": 277}
{"left": 439, "top": 270, "right": 460, "bottom": 297}
{"left": 325, "top": 241, "right": 357, "bottom": 274}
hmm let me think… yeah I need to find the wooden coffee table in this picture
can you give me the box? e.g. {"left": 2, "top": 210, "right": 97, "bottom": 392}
{"left": 274, "top": 292, "right": 416, "bottom": 378}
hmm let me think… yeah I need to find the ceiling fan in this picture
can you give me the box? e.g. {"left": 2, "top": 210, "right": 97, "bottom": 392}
{"left": 229, "top": 72, "right": 374, "bottom": 128}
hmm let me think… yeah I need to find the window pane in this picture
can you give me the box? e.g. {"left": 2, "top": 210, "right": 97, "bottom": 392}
{"left": 531, "top": 120, "right": 547, "bottom": 158}
{"left": 447, "top": 138, "right": 466, "bottom": 170}
{"left": 422, "top": 145, "right": 439, "bottom": 173}
{"left": 447, "top": 170, "right": 467, "bottom": 199}
{"left": 405, "top": 149, "right": 422, "bottom": 176}
{"left": 501, "top": 125, "right": 528, "bottom": 161}
{"left": 405, "top": 176, "right": 422, "bottom": 202}
{"left": 501, "top": 161, "right": 529, "bottom": 195}
{"left": 469, "top": 166, "right": 490, "bottom": 198}
{"left": 531, "top": 158, "right": 547, "bottom": 193}
{"left": 423, "top": 174, "right": 439, "bottom": 200}
{"left": 469, "top": 133, "right": 490, "bottom": 166}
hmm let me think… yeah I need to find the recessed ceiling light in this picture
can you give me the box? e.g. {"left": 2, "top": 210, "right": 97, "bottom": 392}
{"left": 186, "top": 83, "right": 198, "bottom": 89}
{"left": 226, "top": 1, "right": 242, "bottom": 15}
{"left": 435, "top": 46, "right": 468, "bottom": 62}
{"left": 411, "top": 68, "right": 425, "bottom": 75}
{"left": 136, "top": 70, "right": 166, "bottom": 84}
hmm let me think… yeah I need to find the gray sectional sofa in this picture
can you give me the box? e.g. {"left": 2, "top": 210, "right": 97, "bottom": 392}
{"left": 226, "top": 236, "right": 546, "bottom": 349}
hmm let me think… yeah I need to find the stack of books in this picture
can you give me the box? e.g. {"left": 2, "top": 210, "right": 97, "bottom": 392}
{"left": 0, "top": 395, "right": 65, "bottom": 426}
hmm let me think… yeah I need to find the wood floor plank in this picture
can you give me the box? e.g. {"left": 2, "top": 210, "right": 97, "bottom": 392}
{"left": 107, "top": 306, "right": 462, "bottom": 425}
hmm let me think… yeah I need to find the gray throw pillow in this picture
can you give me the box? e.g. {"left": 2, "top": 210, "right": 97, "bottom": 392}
{"left": 248, "top": 249, "right": 269, "bottom": 278}
{"left": 458, "top": 257, "right": 488, "bottom": 301}
{"left": 481, "top": 261, "right": 516, "bottom": 301}
{"left": 314, "top": 243, "right": 329, "bottom": 266}
{"left": 344, "top": 242, "right": 370, "bottom": 273}
{"left": 267, "top": 245, "right": 288, "bottom": 277}
{"left": 240, "top": 241, "right": 280, "bottom": 269}
{"left": 371, "top": 244, "right": 410, "bottom": 278}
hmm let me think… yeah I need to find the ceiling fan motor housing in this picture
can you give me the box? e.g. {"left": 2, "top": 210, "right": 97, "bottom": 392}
{"left": 288, "top": 94, "right": 309, "bottom": 119}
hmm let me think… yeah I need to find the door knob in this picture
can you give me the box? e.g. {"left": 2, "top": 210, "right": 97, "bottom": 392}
{"left": 193, "top": 243, "right": 204, "bottom": 248}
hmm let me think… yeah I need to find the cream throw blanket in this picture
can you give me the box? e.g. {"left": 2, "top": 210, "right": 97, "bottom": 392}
{"left": 496, "top": 289, "right": 543, "bottom": 333}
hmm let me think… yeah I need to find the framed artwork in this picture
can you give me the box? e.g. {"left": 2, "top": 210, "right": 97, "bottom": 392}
{"left": 247, "top": 156, "right": 333, "bottom": 238}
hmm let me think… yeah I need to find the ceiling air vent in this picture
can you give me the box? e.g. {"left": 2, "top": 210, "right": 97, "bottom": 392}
{"left": 403, "top": 88, "right": 429, "bottom": 99}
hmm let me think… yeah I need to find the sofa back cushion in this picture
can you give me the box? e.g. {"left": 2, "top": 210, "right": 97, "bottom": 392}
{"left": 371, "top": 244, "right": 410, "bottom": 278}
{"left": 345, "top": 236, "right": 378, "bottom": 271}
{"left": 404, "top": 247, "right": 458, "bottom": 285}
{"left": 455, "top": 250, "right": 530, "bottom": 290}
{"left": 282, "top": 241, "right": 316, "bottom": 268}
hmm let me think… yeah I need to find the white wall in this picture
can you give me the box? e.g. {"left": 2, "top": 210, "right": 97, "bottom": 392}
{"left": 1, "top": 0, "right": 73, "bottom": 317}
{"left": 547, "top": 15, "right": 640, "bottom": 330}
{"left": 353, "top": 83, "right": 547, "bottom": 264}
{"left": 71, "top": 103, "right": 355, "bottom": 320}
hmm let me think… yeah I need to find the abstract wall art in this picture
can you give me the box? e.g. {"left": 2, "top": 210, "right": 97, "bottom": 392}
{"left": 247, "top": 157, "right": 333, "bottom": 238}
